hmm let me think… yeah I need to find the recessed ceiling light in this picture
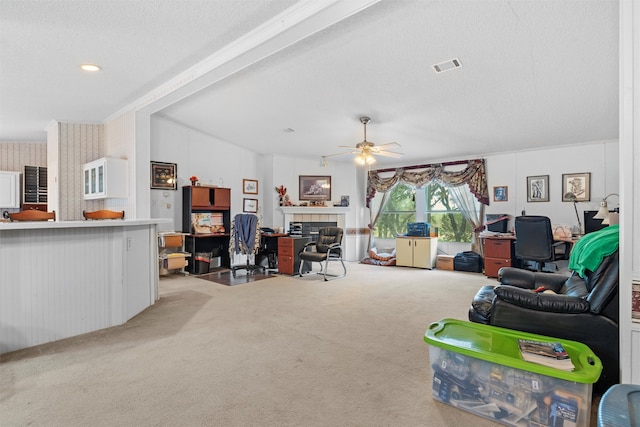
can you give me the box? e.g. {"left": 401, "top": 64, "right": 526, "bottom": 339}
{"left": 80, "top": 64, "right": 101, "bottom": 72}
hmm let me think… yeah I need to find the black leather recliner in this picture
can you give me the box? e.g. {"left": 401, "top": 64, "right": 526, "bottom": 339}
{"left": 468, "top": 250, "right": 619, "bottom": 393}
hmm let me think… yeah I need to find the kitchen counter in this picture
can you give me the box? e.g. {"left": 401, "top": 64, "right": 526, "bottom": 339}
{"left": 0, "top": 218, "right": 164, "bottom": 230}
{"left": 0, "top": 218, "right": 170, "bottom": 354}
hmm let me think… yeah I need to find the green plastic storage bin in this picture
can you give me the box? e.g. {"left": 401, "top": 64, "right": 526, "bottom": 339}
{"left": 424, "top": 318, "right": 602, "bottom": 427}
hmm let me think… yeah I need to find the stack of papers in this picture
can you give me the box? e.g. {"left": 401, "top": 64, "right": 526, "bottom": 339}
{"left": 518, "top": 339, "right": 575, "bottom": 371}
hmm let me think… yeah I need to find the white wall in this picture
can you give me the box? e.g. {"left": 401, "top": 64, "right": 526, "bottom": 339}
{"left": 149, "top": 116, "right": 619, "bottom": 260}
{"left": 150, "top": 116, "right": 263, "bottom": 231}
{"left": 484, "top": 140, "right": 619, "bottom": 233}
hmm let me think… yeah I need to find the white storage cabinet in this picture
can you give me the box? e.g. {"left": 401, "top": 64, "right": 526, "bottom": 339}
{"left": 83, "top": 157, "right": 127, "bottom": 200}
{"left": 0, "top": 171, "right": 21, "bottom": 208}
{"left": 395, "top": 236, "right": 438, "bottom": 269}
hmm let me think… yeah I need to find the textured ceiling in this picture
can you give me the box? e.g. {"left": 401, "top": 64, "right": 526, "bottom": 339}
{"left": 0, "top": 0, "right": 619, "bottom": 167}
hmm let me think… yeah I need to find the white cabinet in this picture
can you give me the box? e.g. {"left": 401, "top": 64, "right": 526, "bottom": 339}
{"left": 83, "top": 157, "right": 127, "bottom": 200}
{"left": 0, "top": 171, "right": 21, "bottom": 208}
{"left": 395, "top": 236, "right": 438, "bottom": 269}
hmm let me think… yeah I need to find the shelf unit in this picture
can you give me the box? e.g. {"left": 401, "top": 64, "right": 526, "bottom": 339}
{"left": 23, "top": 166, "right": 47, "bottom": 210}
{"left": 182, "top": 185, "right": 231, "bottom": 274}
{"left": 158, "top": 232, "right": 190, "bottom": 276}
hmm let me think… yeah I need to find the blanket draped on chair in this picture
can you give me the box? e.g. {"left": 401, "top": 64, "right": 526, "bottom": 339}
{"left": 230, "top": 214, "right": 260, "bottom": 255}
{"left": 568, "top": 224, "right": 619, "bottom": 278}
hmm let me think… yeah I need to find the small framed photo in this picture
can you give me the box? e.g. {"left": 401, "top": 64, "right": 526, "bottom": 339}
{"left": 243, "top": 198, "right": 258, "bottom": 213}
{"left": 150, "top": 161, "right": 177, "bottom": 190}
{"left": 299, "top": 175, "right": 331, "bottom": 201}
{"left": 243, "top": 179, "right": 258, "bottom": 194}
{"left": 562, "top": 172, "right": 591, "bottom": 202}
{"left": 493, "top": 186, "right": 508, "bottom": 202}
{"left": 527, "top": 175, "right": 549, "bottom": 202}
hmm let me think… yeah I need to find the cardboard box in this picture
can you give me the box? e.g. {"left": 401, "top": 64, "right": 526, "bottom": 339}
{"left": 436, "top": 255, "right": 455, "bottom": 270}
{"left": 424, "top": 319, "right": 601, "bottom": 427}
{"left": 165, "top": 255, "right": 187, "bottom": 270}
{"left": 162, "top": 235, "right": 183, "bottom": 247}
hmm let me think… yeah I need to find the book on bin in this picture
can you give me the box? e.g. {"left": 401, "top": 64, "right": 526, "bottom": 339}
{"left": 518, "top": 339, "right": 575, "bottom": 371}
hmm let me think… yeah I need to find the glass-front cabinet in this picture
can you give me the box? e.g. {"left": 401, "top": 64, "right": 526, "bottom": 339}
{"left": 83, "top": 157, "right": 127, "bottom": 200}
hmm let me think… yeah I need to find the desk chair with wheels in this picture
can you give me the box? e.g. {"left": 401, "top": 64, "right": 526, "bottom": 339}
{"left": 9, "top": 210, "right": 56, "bottom": 221}
{"left": 83, "top": 210, "right": 125, "bottom": 220}
{"left": 229, "top": 213, "right": 265, "bottom": 277}
{"left": 514, "top": 215, "right": 571, "bottom": 272}
{"left": 298, "top": 227, "right": 346, "bottom": 281}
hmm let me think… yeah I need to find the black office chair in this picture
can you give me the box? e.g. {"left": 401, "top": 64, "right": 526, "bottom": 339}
{"left": 298, "top": 227, "right": 346, "bottom": 281}
{"left": 514, "top": 215, "right": 571, "bottom": 272}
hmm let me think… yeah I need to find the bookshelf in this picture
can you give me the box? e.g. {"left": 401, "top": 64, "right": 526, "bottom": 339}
{"left": 182, "top": 185, "right": 231, "bottom": 274}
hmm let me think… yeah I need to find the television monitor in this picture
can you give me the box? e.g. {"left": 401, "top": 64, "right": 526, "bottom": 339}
{"left": 583, "top": 210, "right": 613, "bottom": 234}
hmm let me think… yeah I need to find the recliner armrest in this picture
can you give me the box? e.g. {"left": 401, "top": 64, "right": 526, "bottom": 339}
{"left": 494, "top": 285, "right": 589, "bottom": 313}
{"left": 499, "top": 267, "right": 568, "bottom": 292}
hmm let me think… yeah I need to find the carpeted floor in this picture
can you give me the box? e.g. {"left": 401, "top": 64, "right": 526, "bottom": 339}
{"left": 0, "top": 262, "right": 598, "bottom": 426}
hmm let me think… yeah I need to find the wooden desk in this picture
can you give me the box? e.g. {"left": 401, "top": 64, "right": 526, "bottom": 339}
{"left": 185, "top": 233, "right": 230, "bottom": 274}
{"left": 278, "top": 236, "right": 311, "bottom": 275}
{"left": 482, "top": 236, "right": 515, "bottom": 278}
{"left": 482, "top": 234, "right": 578, "bottom": 278}
{"left": 259, "top": 233, "right": 288, "bottom": 270}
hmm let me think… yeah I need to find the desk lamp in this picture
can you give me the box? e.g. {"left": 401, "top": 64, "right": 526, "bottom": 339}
{"left": 564, "top": 192, "right": 583, "bottom": 234}
{"left": 593, "top": 193, "right": 619, "bottom": 225}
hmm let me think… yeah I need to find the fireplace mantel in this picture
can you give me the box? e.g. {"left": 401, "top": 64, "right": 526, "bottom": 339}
{"left": 279, "top": 206, "right": 349, "bottom": 232}
{"left": 279, "top": 206, "right": 350, "bottom": 215}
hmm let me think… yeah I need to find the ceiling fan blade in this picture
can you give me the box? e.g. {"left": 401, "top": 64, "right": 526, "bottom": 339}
{"left": 374, "top": 142, "right": 401, "bottom": 149}
{"left": 323, "top": 151, "right": 353, "bottom": 158}
{"left": 376, "top": 150, "right": 403, "bottom": 158}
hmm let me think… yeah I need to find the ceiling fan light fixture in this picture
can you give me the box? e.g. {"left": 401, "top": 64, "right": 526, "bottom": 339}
{"left": 355, "top": 152, "right": 376, "bottom": 165}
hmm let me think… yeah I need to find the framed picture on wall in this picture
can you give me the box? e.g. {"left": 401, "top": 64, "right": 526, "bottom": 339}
{"left": 243, "top": 179, "right": 258, "bottom": 194}
{"left": 150, "top": 161, "right": 177, "bottom": 190}
{"left": 243, "top": 198, "right": 258, "bottom": 213}
{"left": 562, "top": 172, "right": 590, "bottom": 202}
{"left": 526, "top": 175, "right": 549, "bottom": 202}
{"left": 493, "top": 186, "right": 508, "bottom": 202}
{"left": 299, "top": 175, "right": 331, "bottom": 201}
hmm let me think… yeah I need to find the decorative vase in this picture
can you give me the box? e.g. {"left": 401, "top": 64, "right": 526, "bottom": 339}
{"left": 190, "top": 179, "right": 198, "bottom": 186}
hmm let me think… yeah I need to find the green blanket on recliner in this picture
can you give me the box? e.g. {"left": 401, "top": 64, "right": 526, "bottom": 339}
{"left": 568, "top": 224, "right": 619, "bottom": 278}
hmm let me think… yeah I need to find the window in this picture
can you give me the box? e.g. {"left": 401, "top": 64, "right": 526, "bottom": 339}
{"left": 374, "top": 182, "right": 472, "bottom": 243}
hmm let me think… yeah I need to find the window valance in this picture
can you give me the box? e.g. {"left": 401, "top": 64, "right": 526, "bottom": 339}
{"left": 365, "top": 159, "right": 489, "bottom": 207}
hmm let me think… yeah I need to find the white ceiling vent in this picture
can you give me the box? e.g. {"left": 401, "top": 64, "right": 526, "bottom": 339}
{"left": 433, "top": 58, "right": 462, "bottom": 73}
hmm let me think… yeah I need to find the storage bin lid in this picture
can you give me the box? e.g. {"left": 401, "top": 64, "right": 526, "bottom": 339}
{"left": 424, "top": 318, "right": 602, "bottom": 383}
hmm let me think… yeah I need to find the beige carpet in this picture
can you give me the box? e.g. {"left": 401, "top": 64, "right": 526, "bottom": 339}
{"left": 0, "top": 263, "right": 596, "bottom": 426}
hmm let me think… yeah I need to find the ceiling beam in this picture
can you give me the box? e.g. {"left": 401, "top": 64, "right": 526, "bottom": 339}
{"left": 106, "top": 0, "right": 381, "bottom": 120}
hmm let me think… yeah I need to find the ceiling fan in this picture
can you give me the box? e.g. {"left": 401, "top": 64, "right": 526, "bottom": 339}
{"left": 323, "top": 117, "right": 403, "bottom": 166}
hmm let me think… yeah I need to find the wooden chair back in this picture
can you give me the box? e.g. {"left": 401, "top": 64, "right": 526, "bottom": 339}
{"left": 9, "top": 210, "right": 56, "bottom": 221}
{"left": 83, "top": 210, "right": 125, "bottom": 220}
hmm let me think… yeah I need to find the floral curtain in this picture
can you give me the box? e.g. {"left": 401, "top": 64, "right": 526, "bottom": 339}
{"left": 365, "top": 159, "right": 489, "bottom": 251}
{"left": 366, "top": 159, "right": 489, "bottom": 207}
